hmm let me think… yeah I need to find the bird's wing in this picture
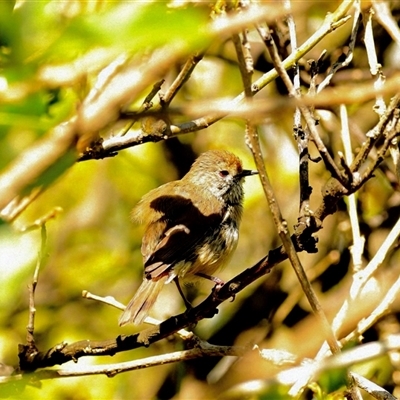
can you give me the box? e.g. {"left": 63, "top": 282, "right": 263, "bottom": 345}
{"left": 140, "top": 193, "right": 222, "bottom": 280}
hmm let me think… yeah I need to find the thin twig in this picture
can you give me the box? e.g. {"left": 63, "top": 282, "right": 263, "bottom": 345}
{"left": 279, "top": 337, "right": 399, "bottom": 400}
{"left": 82, "top": 290, "right": 195, "bottom": 342}
{"left": 1, "top": 188, "right": 44, "bottom": 223}
{"left": 316, "top": 214, "right": 400, "bottom": 363}
{"left": 231, "top": 33, "right": 253, "bottom": 96}
{"left": 340, "top": 104, "right": 364, "bottom": 272}
{"left": 344, "top": 275, "right": 400, "bottom": 345}
{"left": 82, "top": 290, "right": 126, "bottom": 311}
{"left": 24, "top": 224, "right": 48, "bottom": 363}
{"left": 141, "top": 79, "right": 165, "bottom": 111}
{"left": 350, "top": 215, "right": 400, "bottom": 298}
{"left": 317, "top": 1, "right": 361, "bottom": 93}
{"left": 356, "top": 112, "right": 400, "bottom": 189}
{"left": 372, "top": 0, "right": 400, "bottom": 46}
{"left": 352, "top": 372, "right": 397, "bottom": 400}
{"left": 352, "top": 93, "right": 400, "bottom": 172}
{"left": 363, "top": 7, "right": 386, "bottom": 117}
{"left": 161, "top": 53, "right": 204, "bottom": 107}
{"left": 18, "top": 207, "right": 63, "bottom": 233}
{"left": 232, "top": 33, "right": 321, "bottom": 391}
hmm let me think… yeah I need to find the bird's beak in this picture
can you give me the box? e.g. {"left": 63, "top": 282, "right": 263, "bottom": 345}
{"left": 240, "top": 169, "right": 259, "bottom": 177}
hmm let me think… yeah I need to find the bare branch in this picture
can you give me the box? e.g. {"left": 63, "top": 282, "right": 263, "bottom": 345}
{"left": 161, "top": 53, "right": 204, "bottom": 107}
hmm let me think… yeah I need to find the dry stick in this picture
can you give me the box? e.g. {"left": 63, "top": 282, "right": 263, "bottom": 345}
{"left": 285, "top": 0, "right": 312, "bottom": 229}
{"left": 141, "top": 79, "right": 165, "bottom": 110}
{"left": 82, "top": 290, "right": 195, "bottom": 342}
{"left": 123, "top": 54, "right": 204, "bottom": 137}
{"left": 372, "top": 0, "right": 400, "bottom": 45}
{"left": 317, "top": 0, "right": 361, "bottom": 93}
{"left": 1, "top": 188, "right": 43, "bottom": 223}
{"left": 232, "top": 32, "right": 312, "bottom": 386}
{"left": 24, "top": 224, "right": 47, "bottom": 361}
{"left": 224, "top": 31, "right": 324, "bottom": 391}
{"left": 161, "top": 53, "right": 204, "bottom": 107}
{"left": 116, "top": 79, "right": 167, "bottom": 140}
{"left": 344, "top": 274, "right": 400, "bottom": 346}
{"left": 245, "top": 124, "right": 333, "bottom": 349}
{"left": 363, "top": 7, "right": 386, "bottom": 117}
{"left": 140, "top": 54, "right": 204, "bottom": 138}
{"left": 340, "top": 104, "right": 365, "bottom": 272}
{"left": 231, "top": 34, "right": 253, "bottom": 95}
{"left": 352, "top": 214, "right": 400, "bottom": 300}
{"left": 352, "top": 94, "right": 400, "bottom": 172}
{"left": 130, "top": 79, "right": 166, "bottom": 117}
{"left": 352, "top": 373, "right": 397, "bottom": 400}
{"left": 356, "top": 110, "right": 400, "bottom": 189}
{"left": 277, "top": 338, "right": 398, "bottom": 400}
{"left": 18, "top": 207, "right": 63, "bottom": 233}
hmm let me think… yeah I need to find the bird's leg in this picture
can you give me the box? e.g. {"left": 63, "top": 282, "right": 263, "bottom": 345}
{"left": 195, "top": 272, "right": 236, "bottom": 302}
{"left": 174, "top": 277, "right": 192, "bottom": 310}
{"left": 195, "top": 272, "right": 225, "bottom": 289}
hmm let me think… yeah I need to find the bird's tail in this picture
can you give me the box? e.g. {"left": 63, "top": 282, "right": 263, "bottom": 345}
{"left": 118, "top": 276, "right": 168, "bottom": 326}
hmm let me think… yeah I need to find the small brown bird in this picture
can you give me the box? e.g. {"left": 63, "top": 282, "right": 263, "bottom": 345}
{"left": 119, "top": 149, "right": 257, "bottom": 326}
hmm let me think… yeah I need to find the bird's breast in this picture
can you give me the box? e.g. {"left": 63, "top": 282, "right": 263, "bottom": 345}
{"left": 177, "top": 217, "right": 239, "bottom": 278}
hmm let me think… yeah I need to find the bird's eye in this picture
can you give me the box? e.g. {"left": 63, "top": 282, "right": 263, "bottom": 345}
{"left": 219, "top": 170, "right": 229, "bottom": 177}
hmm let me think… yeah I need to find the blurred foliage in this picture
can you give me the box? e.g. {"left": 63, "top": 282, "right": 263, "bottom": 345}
{"left": 1, "top": 0, "right": 400, "bottom": 399}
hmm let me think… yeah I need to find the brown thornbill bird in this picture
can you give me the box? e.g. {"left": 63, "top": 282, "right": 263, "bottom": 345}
{"left": 118, "top": 149, "right": 258, "bottom": 326}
